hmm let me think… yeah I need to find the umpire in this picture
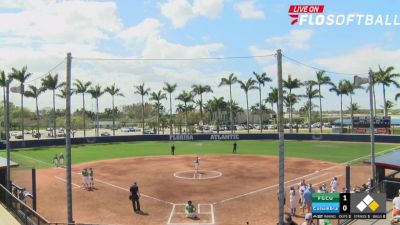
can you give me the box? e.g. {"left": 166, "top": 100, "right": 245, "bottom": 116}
{"left": 129, "top": 182, "right": 141, "bottom": 212}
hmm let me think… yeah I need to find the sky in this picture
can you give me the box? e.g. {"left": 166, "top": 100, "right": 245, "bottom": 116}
{"left": 0, "top": 0, "right": 400, "bottom": 113}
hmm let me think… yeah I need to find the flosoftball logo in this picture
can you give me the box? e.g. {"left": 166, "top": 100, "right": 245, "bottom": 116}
{"left": 289, "top": 5, "right": 400, "bottom": 26}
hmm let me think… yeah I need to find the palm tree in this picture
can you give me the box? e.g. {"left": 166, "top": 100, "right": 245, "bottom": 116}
{"left": 73, "top": 79, "right": 92, "bottom": 137}
{"left": 24, "top": 85, "right": 44, "bottom": 139}
{"left": 253, "top": 72, "right": 272, "bottom": 133}
{"left": 347, "top": 83, "right": 363, "bottom": 131}
{"left": 329, "top": 80, "right": 351, "bottom": 131}
{"left": 10, "top": 66, "right": 31, "bottom": 140}
{"left": 238, "top": 78, "right": 258, "bottom": 133}
{"left": 283, "top": 75, "right": 302, "bottom": 132}
{"left": 41, "top": 73, "right": 64, "bottom": 137}
{"left": 385, "top": 100, "right": 395, "bottom": 111}
{"left": 206, "top": 97, "right": 227, "bottom": 133}
{"left": 134, "top": 83, "right": 151, "bottom": 134}
{"left": 347, "top": 103, "right": 360, "bottom": 113}
{"left": 87, "top": 85, "right": 104, "bottom": 136}
{"left": 219, "top": 73, "right": 238, "bottom": 133}
{"left": 56, "top": 84, "right": 70, "bottom": 99}
{"left": 314, "top": 71, "right": 331, "bottom": 133}
{"left": 191, "top": 84, "right": 213, "bottom": 132}
{"left": 163, "top": 82, "right": 177, "bottom": 135}
{"left": 284, "top": 94, "right": 299, "bottom": 126}
{"left": 105, "top": 84, "right": 124, "bottom": 136}
{"left": 302, "top": 81, "right": 320, "bottom": 133}
{"left": 375, "top": 66, "right": 400, "bottom": 116}
{"left": 176, "top": 90, "right": 193, "bottom": 133}
{"left": 149, "top": 90, "right": 167, "bottom": 134}
{"left": 266, "top": 87, "right": 279, "bottom": 113}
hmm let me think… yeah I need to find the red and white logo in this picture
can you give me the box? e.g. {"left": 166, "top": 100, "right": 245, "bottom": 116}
{"left": 288, "top": 5, "right": 325, "bottom": 25}
{"left": 288, "top": 5, "right": 400, "bottom": 26}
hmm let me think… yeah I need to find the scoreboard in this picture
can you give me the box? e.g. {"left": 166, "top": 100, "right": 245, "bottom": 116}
{"left": 312, "top": 193, "right": 386, "bottom": 219}
{"left": 352, "top": 116, "right": 391, "bottom": 128}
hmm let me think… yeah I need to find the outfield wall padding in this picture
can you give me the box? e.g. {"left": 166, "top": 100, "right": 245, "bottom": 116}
{"left": 1, "top": 133, "right": 400, "bottom": 149}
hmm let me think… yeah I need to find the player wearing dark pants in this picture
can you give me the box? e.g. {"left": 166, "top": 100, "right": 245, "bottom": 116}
{"left": 232, "top": 142, "right": 237, "bottom": 154}
{"left": 171, "top": 144, "right": 175, "bottom": 155}
{"left": 130, "top": 182, "right": 141, "bottom": 212}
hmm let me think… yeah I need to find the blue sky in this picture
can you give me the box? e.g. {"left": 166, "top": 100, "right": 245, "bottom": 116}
{"left": 0, "top": 0, "right": 399, "bottom": 113}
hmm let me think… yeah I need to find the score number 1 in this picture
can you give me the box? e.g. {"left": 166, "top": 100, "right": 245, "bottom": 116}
{"left": 340, "top": 193, "right": 350, "bottom": 213}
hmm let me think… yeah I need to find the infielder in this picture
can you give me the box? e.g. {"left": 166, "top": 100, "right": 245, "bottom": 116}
{"left": 59, "top": 154, "right": 64, "bottom": 166}
{"left": 89, "top": 168, "right": 94, "bottom": 190}
{"left": 194, "top": 156, "right": 200, "bottom": 174}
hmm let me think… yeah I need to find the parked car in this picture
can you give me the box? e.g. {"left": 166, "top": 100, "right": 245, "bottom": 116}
{"left": 128, "top": 127, "right": 141, "bottom": 132}
{"left": 100, "top": 132, "right": 111, "bottom": 137}
{"left": 32, "top": 131, "right": 41, "bottom": 138}
{"left": 14, "top": 132, "right": 23, "bottom": 139}
{"left": 56, "top": 130, "right": 65, "bottom": 137}
{"left": 120, "top": 127, "right": 130, "bottom": 132}
{"left": 46, "top": 127, "right": 53, "bottom": 131}
{"left": 267, "top": 124, "right": 276, "bottom": 130}
{"left": 143, "top": 129, "right": 154, "bottom": 134}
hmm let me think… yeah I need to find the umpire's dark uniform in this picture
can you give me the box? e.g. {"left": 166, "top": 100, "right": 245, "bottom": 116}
{"left": 130, "top": 182, "right": 141, "bottom": 212}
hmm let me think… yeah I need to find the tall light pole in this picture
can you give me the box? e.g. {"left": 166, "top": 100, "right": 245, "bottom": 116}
{"left": 368, "top": 69, "right": 376, "bottom": 186}
{"left": 65, "top": 53, "right": 73, "bottom": 224}
{"left": 4, "top": 80, "right": 11, "bottom": 191}
{"left": 277, "top": 49, "right": 285, "bottom": 225}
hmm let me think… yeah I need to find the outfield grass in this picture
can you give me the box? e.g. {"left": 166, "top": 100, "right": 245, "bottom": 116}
{"left": 0, "top": 140, "right": 398, "bottom": 169}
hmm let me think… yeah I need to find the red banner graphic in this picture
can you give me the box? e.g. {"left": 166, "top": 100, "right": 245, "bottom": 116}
{"left": 289, "top": 5, "right": 325, "bottom": 14}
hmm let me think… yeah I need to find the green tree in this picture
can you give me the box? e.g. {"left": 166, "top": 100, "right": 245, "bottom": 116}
{"left": 301, "top": 81, "right": 320, "bottom": 133}
{"left": 73, "top": 79, "right": 92, "bottom": 137}
{"left": 219, "top": 73, "right": 238, "bottom": 133}
{"left": 283, "top": 75, "right": 302, "bottom": 132}
{"left": 314, "top": 71, "right": 332, "bottom": 133}
{"left": 375, "top": 66, "right": 400, "bottom": 116}
{"left": 41, "top": 73, "right": 64, "bottom": 137}
{"left": 176, "top": 90, "right": 193, "bottom": 134}
{"left": 206, "top": 97, "right": 227, "bottom": 133}
{"left": 10, "top": 66, "right": 31, "bottom": 139}
{"left": 253, "top": 72, "right": 272, "bottom": 133}
{"left": 191, "top": 84, "right": 213, "bottom": 132}
{"left": 163, "top": 82, "right": 177, "bottom": 134}
{"left": 238, "top": 78, "right": 258, "bottom": 133}
{"left": 105, "top": 84, "right": 124, "bottom": 135}
{"left": 347, "top": 83, "right": 363, "bottom": 129}
{"left": 88, "top": 85, "right": 104, "bottom": 136}
{"left": 24, "top": 85, "right": 44, "bottom": 138}
{"left": 134, "top": 83, "right": 151, "bottom": 134}
{"left": 149, "top": 90, "right": 167, "bottom": 134}
{"left": 329, "top": 80, "right": 351, "bottom": 130}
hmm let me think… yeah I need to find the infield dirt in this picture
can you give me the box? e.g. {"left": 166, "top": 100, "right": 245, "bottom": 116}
{"left": 12, "top": 155, "right": 371, "bottom": 225}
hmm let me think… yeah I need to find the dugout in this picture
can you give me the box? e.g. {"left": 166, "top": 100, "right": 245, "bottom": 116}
{"left": 0, "top": 157, "right": 19, "bottom": 187}
{"left": 365, "top": 150, "right": 400, "bottom": 199}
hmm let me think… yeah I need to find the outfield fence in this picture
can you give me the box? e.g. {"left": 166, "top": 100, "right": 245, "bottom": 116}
{"left": 2, "top": 133, "right": 400, "bottom": 150}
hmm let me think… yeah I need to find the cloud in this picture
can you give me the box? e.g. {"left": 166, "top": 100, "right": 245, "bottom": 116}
{"left": 248, "top": 45, "right": 275, "bottom": 65}
{"left": 160, "top": 0, "right": 224, "bottom": 28}
{"left": 266, "top": 29, "right": 313, "bottom": 50}
{"left": 233, "top": 0, "right": 265, "bottom": 19}
{"left": 117, "top": 18, "right": 163, "bottom": 48}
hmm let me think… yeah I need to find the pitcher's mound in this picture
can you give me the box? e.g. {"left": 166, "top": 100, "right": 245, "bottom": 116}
{"left": 173, "top": 170, "right": 222, "bottom": 180}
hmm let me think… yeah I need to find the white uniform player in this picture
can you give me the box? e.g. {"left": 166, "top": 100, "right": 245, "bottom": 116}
{"left": 194, "top": 156, "right": 200, "bottom": 174}
{"left": 330, "top": 177, "right": 338, "bottom": 193}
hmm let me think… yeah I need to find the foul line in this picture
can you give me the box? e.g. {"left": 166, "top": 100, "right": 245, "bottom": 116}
{"left": 54, "top": 176, "right": 81, "bottom": 189}
{"left": 212, "top": 172, "right": 328, "bottom": 205}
